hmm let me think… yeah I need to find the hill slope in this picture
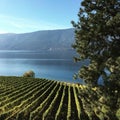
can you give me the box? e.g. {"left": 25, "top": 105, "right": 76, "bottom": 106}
{"left": 0, "top": 28, "right": 74, "bottom": 51}
{"left": 0, "top": 76, "right": 117, "bottom": 120}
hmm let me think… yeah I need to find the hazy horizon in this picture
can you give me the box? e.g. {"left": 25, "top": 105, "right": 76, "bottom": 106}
{"left": 0, "top": 27, "right": 74, "bottom": 34}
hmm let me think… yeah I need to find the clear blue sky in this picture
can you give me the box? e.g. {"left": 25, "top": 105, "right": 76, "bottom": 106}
{"left": 0, "top": 0, "right": 81, "bottom": 33}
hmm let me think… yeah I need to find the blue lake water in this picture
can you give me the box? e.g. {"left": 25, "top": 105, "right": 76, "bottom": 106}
{"left": 0, "top": 50, "right": 85, "bottom": 83}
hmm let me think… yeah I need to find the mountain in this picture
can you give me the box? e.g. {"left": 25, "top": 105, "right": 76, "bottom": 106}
{"left": 0, "top": 28, "right": 74, "bottom": 51}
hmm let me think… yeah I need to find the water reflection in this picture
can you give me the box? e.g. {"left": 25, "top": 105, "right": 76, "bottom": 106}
{"left": 0, "top": 50, "right": 84, "bottom": 83}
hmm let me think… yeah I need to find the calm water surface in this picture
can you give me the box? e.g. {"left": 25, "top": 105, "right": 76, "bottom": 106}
{"left": 0, "top": 50, "right": 84, "bottom": 83}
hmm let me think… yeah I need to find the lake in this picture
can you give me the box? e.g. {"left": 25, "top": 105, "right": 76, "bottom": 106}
{"left": 0, "top": 50, "right": 85, "bottom": 83}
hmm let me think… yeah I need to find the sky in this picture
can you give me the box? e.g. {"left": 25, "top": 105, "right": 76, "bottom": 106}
{"left": 0, "top": 0, "right": 81, "bottom": 33}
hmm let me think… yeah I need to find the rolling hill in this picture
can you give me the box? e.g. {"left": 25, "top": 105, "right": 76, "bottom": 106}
{"left": 0, "top": 28, "right": 74, "bottom": 51}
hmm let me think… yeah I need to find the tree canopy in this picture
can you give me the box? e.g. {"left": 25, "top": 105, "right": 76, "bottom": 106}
{"left": 72, "top": 0, "right": 120, "bottom": 119}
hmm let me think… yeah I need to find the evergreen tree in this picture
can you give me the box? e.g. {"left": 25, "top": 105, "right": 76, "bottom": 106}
{"left": 72, "top": 0, "right": 120, "bottom": 119}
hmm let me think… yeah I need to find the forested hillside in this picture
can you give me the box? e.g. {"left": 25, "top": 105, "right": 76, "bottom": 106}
{"left": 0, "top": 28, "right": 74, "bottom": 51}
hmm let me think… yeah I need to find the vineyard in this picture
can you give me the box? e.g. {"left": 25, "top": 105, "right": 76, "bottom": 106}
{"left": 0, "top": 76, "right": 119, "bottom": 120}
